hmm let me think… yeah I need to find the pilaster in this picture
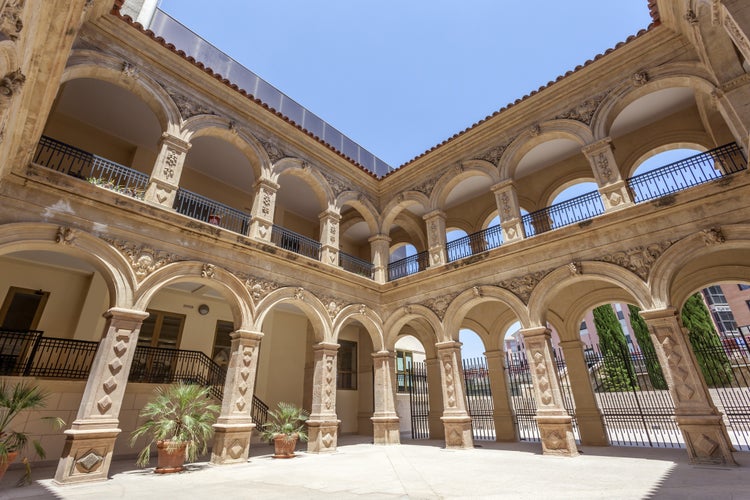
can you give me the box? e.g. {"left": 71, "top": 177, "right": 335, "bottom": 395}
{"left": 371, "top": 350, "right": 400, "bottom": 444}
{"left": 144, "top": 134, "right": 191, "bottom": 209}
{"left": 369, "top": 234, "right": 391, "bottom": 284}
{"left": 435, "top": 341, "right": 473, "bottom": 449}
{"left": 581, "top": 138, "right": 633, "bottom": 212}
{"left": 423, "top": 210, "right": 447, "bottom": 267}
{"left": 248, "top": 178, "right": 279, "bottom": 242}
{"left": 307, "top": 342, "right": 340, "bottom": 453}
{"left": 485, "top": 349, "right": 518, "bottom": 441}
{"left": 491, "top": 180, "right": 524, "bottom": 243}
{"left": 319, "top": 209, "right": 341, "bottom": 267}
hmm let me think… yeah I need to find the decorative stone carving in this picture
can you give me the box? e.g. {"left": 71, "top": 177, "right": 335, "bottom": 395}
{"left": 105, "top": 240, "right": 179, "bottom": 280}
{"left": 121, "top": 61, "right": 137, "bottom": 78}
{"left": 321, "top": 296, "right": 343, "bottom": 318}
{"left": 0, "top": 0, "right": 24, "bottom": 41}
{"left": 261, "top": 191, "right": 272, "bottom": 217}
{"left": 294, "top": 287, "right": 305, "bottom": 301}
{"left": 529, "top": 124, "right": 542, "bottom": 136}
{"left": 0, "top": 69, "right": 25, "bottom": 99}
{"left": 497, "top": 269, "right": 550, "bottom": 304}
{"left": 55, "top": 226, "right": 76, "bottom": 245}
{"left": 74, "top": 451, "right": 103, "bottom": 473}
{"left": 723, "top": 14, "right": 750, "bottom": 56}
{"left": 500, "top": 192, "right": 512, "bottom": 219}
{"left": 320, "top": 170, "right": 349, "bottom": 197}
{"left": 554, "top": 93, "right": 606, "bottom": 125}
{"left": 228, "top": 120, "right": 238, "bottom": 134}
{"left": 594, "top": 240, "right": 673, "bottom": 280}
{"left": 531, "top": 349, "right": 553, "bottom": 405}
{"left": 685, "top": 9, "right": 699, "bottom": 25}
{"left": 259, "top": 139, "right": 286, "bottom": 163}
{"left": 324, "top": 354, "right": 335, "bottom": 410}
{"left": 423, "top": 292, "right": 459, "bottom": 320}
{"left": 568, "top": 261, "right": 580, "bottom": 275}
{"left": 358, "top": 304, "right": 367, "bottom": 315}
{"left": 201, "top": 263, "right": 216, "bottom": 278}
{"left": 242, "top": 276, "right": 280, "bottom": 302}
{"left": 442, "top": 353, "right": 456, "bottom": 408}
{"left": 164, "top": 87, "right": 215, "bottom": 119}
{"left": 631, "top": 71, "right": 649, "bottom": 87}
{"left": 478, "top": 143, "right": 508, "bottom": 164}
{"left": 701, "top": 227, "right": 725, "bottom": 245}
{"left": 472, "top": 286, "right": 483, "bottom": 298}
{"left": 596, "top": 152, "right": 612, "bottom": 182}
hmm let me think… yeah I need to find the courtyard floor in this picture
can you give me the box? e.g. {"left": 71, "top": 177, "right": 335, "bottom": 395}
{"left": 1, "top": 436, "right": 748, "bottom": 499}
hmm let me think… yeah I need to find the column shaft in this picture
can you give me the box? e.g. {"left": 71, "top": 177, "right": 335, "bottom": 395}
{"left": 435, "top": 341, "right": 473, "bottom": 449}
{"left": 307, "top": 342, "right": 340, "bottom": 453}
{"left": 485, "top": 350, "right": 517, "bottom": 441}
{"left": 371, "top": 350, "right": 400, "bottom": 444}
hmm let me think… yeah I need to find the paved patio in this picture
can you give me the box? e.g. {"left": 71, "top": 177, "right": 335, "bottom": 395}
{"left": 1, "top": 436, "right": 748, "bottom": 499}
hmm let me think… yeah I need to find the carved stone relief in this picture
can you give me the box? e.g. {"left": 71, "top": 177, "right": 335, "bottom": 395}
{"left": 324, "top": 353, "right": 335, "bottom": 410}
{"left": 0, "top": 69, "right": 25, "bottom": 101}
{"left": 631, "top": 71, "right": 649, "bottom": 87}
{"left": 258, "top": 139, "right": 286, "bottom": 163}
{"left": 497, "top": 269, "right": 550, "bottom": 304}
{"left": 531, "top": 349, "right": 553, "bottom": 405}
{"left": 0, "top": 0, "right": 24, "bottom": 41}
{"left": 55, "top": 226, "right": 76, "bottom": 245}
{"left": 594, "top": 240, "right": 673, "bottom": 280}
{"left": 423, "top": 292, "right": 460, "bottom": 320}
{"left": 478, "top": 143, "right": 508, "bottom": 165}
{"left": 164, "top": 86, "right": 215, "bottom": 119}
{"left": 701, "top": 227, "right": 725, "bottom": 245}
{"left": 241, "top": 275, "right": 280, "bottom": 303}
{"left": 442, "top": 353, "right": 456, "bottom": 408}
{"left": 201, "top": 263, "right": 216, "bottom": 278}
{"left": 105, "top": 239, "right": 179, "bottom": 280}
{"left": 555, "top": 92, "right": 606, "bottom": 125}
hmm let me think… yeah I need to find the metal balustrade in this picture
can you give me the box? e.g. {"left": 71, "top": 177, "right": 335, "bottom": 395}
{"left": 339, "top": 251, "right": 374, "bottom": 279}
{"left": 522, "top": 190, "right": 604, "bottom": 237}
{"left": 446, "top": 225, "right": 503, "bottom": 262}
{"left": 173, "top": 188, "right": 252, "bottom": 235}
{"left": 388, "top": 250, "right": 429, "bottom": 281}
{"left": 627, "top": 142, "right": 746, "bottom": 203}
{"left": 271, "top": 224, "right": 322, "bottom": 260}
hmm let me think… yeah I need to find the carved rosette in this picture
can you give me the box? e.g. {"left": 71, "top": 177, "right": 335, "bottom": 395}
{"left": 594, "top": 240, "right": 673, "bottom": 280}
{"left": 201, "top": 263, "right": 216, "bottom": 278}
{"left": 55, "top": 226, "right": 76, "bottom": 245}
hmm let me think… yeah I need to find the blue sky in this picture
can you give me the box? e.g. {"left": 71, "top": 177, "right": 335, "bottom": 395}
{"left": 158, "top": 1, "right": 654, "bottom": 169}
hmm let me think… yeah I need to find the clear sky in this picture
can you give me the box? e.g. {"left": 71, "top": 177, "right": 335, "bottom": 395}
{"left": 157, "top": 1, "right": 654, "bottom": 169}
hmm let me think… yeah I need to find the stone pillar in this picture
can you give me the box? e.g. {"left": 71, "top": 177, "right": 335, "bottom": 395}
{"left": 720, "top": 2, "right": 750, "bottom": 73}
{"left": 307, "top": 342, "right": 341, "bottom": 453}
{"left": 211, "top": 330, "right": 263, "bottom": 465}
{"left": 54, "top": 308, "right": 149, "bottom": 484}
{"left": 485, "top": 349, "right": 517, "bottom": 441}
{"left": 143, "top": 133, "right": 191, "bottom": 209}
{"left": 369, "top": 234, "right": 391, "bottom": 284}
{"left": 435, "top": 341, "right": 473, "bottom": 449}
{"left": 581, "top": 138, "right": 633, "bottom": 212}
{"left": 248, "top": 178, "right": 279, "bottom": 242}
{"left": 371, "top": 350, "right": 400, "bottom": 444}
{"left": 491, "top": 180, "right": 525, "bottom": 243}
{"left": 558, "top": 339, "right": 608, "bottom": 446}
{"left": 319, "top": 209, "right": 341, "bottom": 267}
{"left": 425, "top": 357, "right": 445, "bottom": 439}
{"left": 640, "top": 307, "right": 736, "bottom": 465}
{"left": 520, "top": 327, "right": 578, "bottom": 457}
{"left": 423, "top": 210, "right": 447, "bottom": 267}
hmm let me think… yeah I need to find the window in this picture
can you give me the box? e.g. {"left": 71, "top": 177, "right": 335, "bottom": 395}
{"left": 0, "top": 287, "right": 50, "bottom": 331}
{"left": 212, "top": 320, "right": 234, "bottom": 368}
{"left": 137, "top": 309, "right": 185, "bottom": 349}
{"left": 396, "top": 350, "right": 413, "bottom": 392}
{"left": 702, "top": 286, "right": 727, "bottom": 306}
{"left": 739, "top": 284, "right": 750, "bottom": 291}
{"left": 337, "top": 340, "right": 357, "bottom": 390}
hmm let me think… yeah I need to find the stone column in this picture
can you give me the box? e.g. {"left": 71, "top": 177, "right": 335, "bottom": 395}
{"left": 248, "top": 178, "right": 279, "bottom": 242}
{"left": 520, "top": 327, "right": 578, "bottom": 456}
{"left": 211, "top": 330, "right": 263, "bottom": 465}
{"left": 435, "top": 341, "right": 473, "bottom": 449}
{"left": 423, "top": 210, "right": 447, "bottom": 267}
{"left": 581, "top": 138, "right": 633, "bottom": 212}
{"left": 371, "top": 350, "right": 400, "bottom": 444}
{"left": 558, "top": 339, "right": 608, "bottom": 446}
{"left": 425, "top": 357, "right": 445, "bottom": 439}
{"left": 369, "top": 234, "right": 391, "bottom": 284}
{"left": 485, "top": 349, "right": 517, "bottom": 441}
{"left": 143, "top": 133, "right": 191, "bottom": 209}
{"left": 307, "top": 342, "right": 341, "bottom": 453}
{"left": 491, "top": 180, "right": 525, "bottom": 243}
{"left": 54, "top": 308, "right": 149, "bottom": 484}
{"left": 319, "top": 209, "right": 341, "bottom": 267}
{"left": 640, "top": 307, "right": 736, "bottom": 465}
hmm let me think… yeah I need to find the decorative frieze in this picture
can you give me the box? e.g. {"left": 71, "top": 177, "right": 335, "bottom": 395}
{"left": 497, "top": 269, "right": 551, "bottom": 304}
{"left": 241, "top": 275, "right": 280, "bottom": 302}
{"left": 594, "top": 240, "right": 673, "bottom": 280}
{"left": 104, "top": 239, "right": 179, "bottom": 280}
{"left": 165, "top": 87, "right": 216, "bottom": 119}
{"left": 554, "top": 92, "right": 606, "bottom": 125}
{"left": 423, "top": 292, "right": 460, "bottom": 320}
{"left": 258, "top": 139, "right": 286, "bottom": 163}
{"left": 478, "top": 143, "right": 508, "bottom": 165}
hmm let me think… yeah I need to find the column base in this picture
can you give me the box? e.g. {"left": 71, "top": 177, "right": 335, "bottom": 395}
{"left": 210, "top": 423, "right": 256, "bottom": 465}
{"left": 537, "top": 415, "right": 578, "bottom": 457}
{"left": 441, "top": 416, "right": 473, "bottom": 449}
{"left": 54, "top": 427, "right": 120, "bottom": 484}
{"left": 677, "top": 414, "right": 736, "bottom": 465}
{"left": 307, "top": 419, "right": 340, "bottom": 453}
{"left": 372, "top": 416, "right": 400, "bottom": 445}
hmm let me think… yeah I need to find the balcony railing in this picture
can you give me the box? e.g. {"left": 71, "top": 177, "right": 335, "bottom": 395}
{"left": 626, "top": 142, "right": 746, "bottom": 203}
{"left": 173, "top": 188, "right": 252, "bottom": 235}
{"left": 388, "top": 250, "right": 429, "bottom": 281}
{"left": 446, "top": 225, "right": 503, "bottom": 262}
{"left": 522, "top": 190, "right": 604, "bottom": 237}
{"left": 34, "top": 135, "right": 149, "bottom": 199}
{"left": 271, "top": 224, "right": 322, "bottom": 260}
{"left": 339, "top": 251, "right": 374, "bottom": 279}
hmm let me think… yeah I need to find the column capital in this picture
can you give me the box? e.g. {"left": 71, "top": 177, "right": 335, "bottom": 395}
{"left": 371, "top": 349, "right": 396, "bottom": 360}
{"left": 520, "top": 326, "right": 552, "bottom": 340}
{"left": 368, "top": 233, "right": 391, "bottom": 244}
{"left": 435, "top": 340, "right": 462, "bottom": 351}
{"left": 638, "top": 306, "right": 678, "bottom": 321}
{"left": 558, "top": 339, "right": 584, "bottom": 350}
{"left": 319, "top": 209, "right": 341, "bottom": 221}
{"left": 253, "top": 177, "right": 280, "bottom": 191}
{"left": 422, "top": 209, "right": 446, "bottom": 221}
{"left": 581, "top": 136, "right": 613, "bottom": 157}
{"left": 313, "top": 341, "right": 340, "bottom": 352}
{"left": 159, "top": 132, "right": 191, "bottom": 152}
{"left": 230, "top": 329, "right": 264, "bottom": 342}
{"left": 490, "top": 179, "right": 516, "bottom": 192}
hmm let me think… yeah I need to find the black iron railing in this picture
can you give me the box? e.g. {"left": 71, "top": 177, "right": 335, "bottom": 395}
{"left": 173, "top": 188, "right": 252, "bottom": 235}
{"left": 0, "top": 329, "right": 44, "bottom": 376}
{"left": 522, "top": 190, "right": 604, "bottom": 237}
{"left": 446, "top": 225, "right": 503, "bottom": 262}
{"left": 270, "top": 224, "right": 322, "bottom": 260}
{"left": 339, "top": 252, "right": 374, "bottom": 279}
{"left": 34, "top": 135, "right": 149, "bottom": 199}
{"left": 388, "top": 250, "right": 429, "bottom": 281}
{"left": 627, "top": 142, "right": 746, "bottom": 203}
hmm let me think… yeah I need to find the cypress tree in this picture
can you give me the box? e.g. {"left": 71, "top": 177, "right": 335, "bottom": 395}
{"left": 627, "top": 304, "right": 667, "bottom": 390}
{"left": 681, "top": 293, "right": 733, "bottom": 386}
{"left": 593, "top": 304, "right": 638, "bottom": 391}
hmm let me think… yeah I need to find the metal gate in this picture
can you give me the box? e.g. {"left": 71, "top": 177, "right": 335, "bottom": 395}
{"left": 463, "top": 357, "right": 495, "bottom": 440}
{"left": 407, "top": 361, "right": 430, "bottom": 439}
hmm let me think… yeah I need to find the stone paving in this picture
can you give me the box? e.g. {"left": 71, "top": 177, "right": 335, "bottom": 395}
{"left": 1, "top": 436, "right": 748, "bottom": 499}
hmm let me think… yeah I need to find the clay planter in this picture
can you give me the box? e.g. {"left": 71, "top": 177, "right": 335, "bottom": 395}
{"left": 272, "top": 435, "right": 299, "bottom": 458}
{"left": 155, "top": 441, "right": 187, "bottom": 473}
{"left": 0, "top": 451, "right": 18, "bottom": 482}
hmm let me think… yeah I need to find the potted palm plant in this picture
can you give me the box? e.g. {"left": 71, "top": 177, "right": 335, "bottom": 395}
{"left": 260, "top": 402, "right": 309, "bottom": 458}
{"left": 0, "top": 381, "right": 65, "bottom": 486}
{"left": 130, "top": 382, "right": 220, "bottom": 473}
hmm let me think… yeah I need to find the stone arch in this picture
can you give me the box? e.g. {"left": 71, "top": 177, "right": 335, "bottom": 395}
{"left": 335, "top": 191, "right": 380, "bottom": 236}
{"left": 332, "top": 304, "right": 385, "bottom": 351}
{"left": 621, "top": 134, "right": 713, "bottom": 179}
{"left": 383, "top": 304, "right": 442, "bottom": 356}
{"left": 379, "top": 191, "right": 430, "bottom": 234}
{"left": 133, "top": 261, "right": 254, "bottom": 331}
{"left": 0, "top": 39, "right": 18, "bottom": 78}
{"left": 271, "top": 157, "right": 335, "bottom": 211}
{"left": 443, "top": 286, "right": 531, "bottom": 339}
{"left": 0, "top": 223, "right": 135, "bottom": 308}
{"left": 63, "top": 49, "right": 181, "bottom": 136}
{"left": 650, "top": 224, "right": 750, "bottom": 310}
{"left": 542, "top": 176, "right": 598, "bottom": 207}
{"left": 429, "top": 161, "right": 498, "bottom": 210}
{"left": 254, "top": 287, "right": 332, "bottom": 343}
{"left": 498, "top": 119, "right": 595, "bottom": 180}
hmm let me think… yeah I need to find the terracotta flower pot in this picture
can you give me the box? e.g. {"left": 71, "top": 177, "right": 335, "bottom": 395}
{"left": 155, "top": 440, "right": 187, "bottom": 474}
{"left": 272, "top": 435, "right": 299, "bottom": 458}
{"left": 0, "top": 451, "right": 19, "bottom": 482}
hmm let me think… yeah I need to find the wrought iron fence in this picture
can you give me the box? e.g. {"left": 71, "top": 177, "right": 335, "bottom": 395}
{"left": 388, "top": 250, "right": 429, "bottom": 281}
{"left": 462, "top": 357, "right": 496, "bottom": 440}
{"left": 627, "top": 142, "right": 746, "bottom": 203}
{"left": 522, "top": 190, "right": 604, "bottom": 237}
{"left": 0, "top": 329, "right": 44, "bottom": 376}
{"left": 271, "top": 224, "right": 322, "bottom": 260}
{"left": 339, "top": 252, "right": 374, "bottom": 279}
{"left": 173, "top": 188, "right": 252, "bottom": 235}
{"left": 407, "top": 361, "right": 430, "bottom": 439}
{"left": 446, "top": 225, "right": 503, "bottom": 262}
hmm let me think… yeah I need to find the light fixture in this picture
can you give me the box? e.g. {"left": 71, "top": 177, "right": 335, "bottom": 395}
{"left": 198, "top": 304, "right": 210, "bottom": 315}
